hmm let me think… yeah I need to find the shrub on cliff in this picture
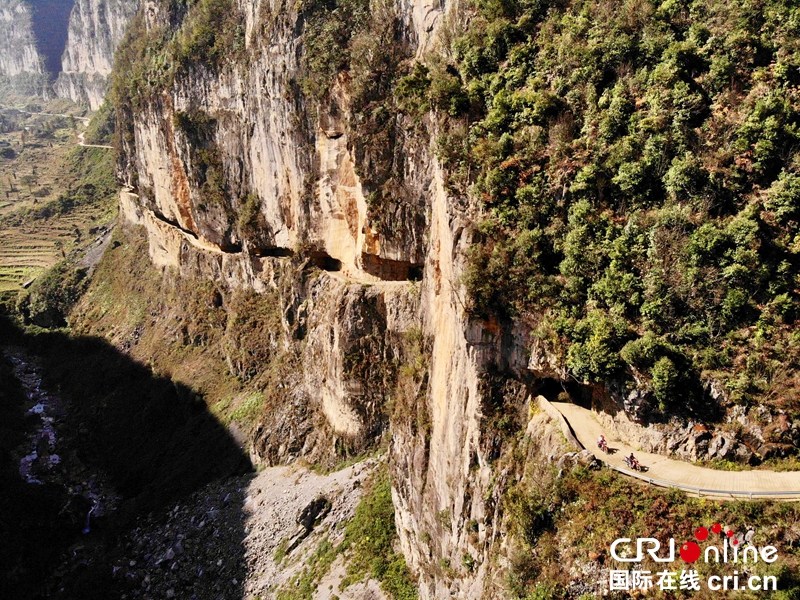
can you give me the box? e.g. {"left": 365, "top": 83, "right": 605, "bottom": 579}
{"left": 433, "top": 0, "right": 800, "bottom": 417}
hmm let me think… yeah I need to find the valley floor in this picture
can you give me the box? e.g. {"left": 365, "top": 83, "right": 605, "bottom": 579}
{"left": 110, "top": 459, "right": 386, "bottom": 600}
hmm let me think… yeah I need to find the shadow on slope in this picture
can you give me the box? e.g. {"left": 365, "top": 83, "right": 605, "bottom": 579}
{"left": 0, "top": 316, "right": 252, "bottom": 599}
{"left": 29, "top": 0, "right": 75, "bottom": 77}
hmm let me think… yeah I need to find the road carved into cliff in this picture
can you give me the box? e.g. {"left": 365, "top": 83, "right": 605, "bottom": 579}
{"left": 77, "top": 130, "right": 114, "bottom": 149}
{"left": 551, "top": 400, "right": 800, "bottom": 500}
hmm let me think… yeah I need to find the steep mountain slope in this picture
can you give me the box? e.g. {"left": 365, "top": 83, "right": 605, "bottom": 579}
{"left": 0, "top": 0, "right": 137, "bottom": 106}
{"left": 55, "top": 0, "right": 800, "bottom": 598}
{"left": 105, "top": 0, "right": 505, "bottom": 595}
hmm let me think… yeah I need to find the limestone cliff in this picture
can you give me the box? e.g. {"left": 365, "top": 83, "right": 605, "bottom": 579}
{"left": 55, "top": 0, "right": 139, "bottom": 109}
{"left": 0, "top": 0, "right": 48, "bottom": 95}
{"left": 113, "top": 0, "right": 539, "bottom": 597}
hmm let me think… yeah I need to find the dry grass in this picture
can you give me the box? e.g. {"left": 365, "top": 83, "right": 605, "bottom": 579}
{"left": 71, "top": 225, "right": 290, "bottom": 433}
{"left": 506, "top": 460, "right": 800, "bottom": 599}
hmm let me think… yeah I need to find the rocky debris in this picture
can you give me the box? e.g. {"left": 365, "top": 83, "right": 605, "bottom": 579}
{"left": 591, "top": 372, "right": 800, "bottom": 465}
{"left": 80, "top": 222, "right": 115, "bottom": 273}
{"left": 567, "top": 557, "right": 611, "bottom": 598}
{"left": 108, "top": 459, "right": 380, "bottom": 599}
{"left": 556, "top": 450, "right": 601, "bottom": 472}
{"left": 704, "top": 377, "right": 729, "bottom": 404}
{"left": 594, "top": 405, "right": 768, "bottom": 465}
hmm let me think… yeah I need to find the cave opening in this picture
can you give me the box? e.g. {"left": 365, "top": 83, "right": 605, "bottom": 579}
{"left": 535, "top": 377, "right": 593, "bottom": 409}
{"left": 220, "top": 241, "right": 243, "bottom": 253}
{"left": 252, "top": 247, "right": 295, "bottom": 258}
{"left": 309, "top": 251, "right": 342, "bottom": 272}
{"left": 361, "top": 253, "right": 424, "bottom": 282}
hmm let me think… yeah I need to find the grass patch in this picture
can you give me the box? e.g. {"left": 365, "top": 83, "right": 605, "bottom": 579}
{"left": 273, "top": 537, "right": 291, "bottom": 565}
{"left": 762, "top": 456, "right": 800, "bottom": 473}
{"left": 338, "top": 468, "right": 417, "bottom": 599}
{"left": 277, "top": 538, "right": 339, "bottom": 600}
{"left": 696, "top": 455, "right": 800, "bottom": 472}
{"left": 694, "top": 458, "right": 750, "bottom": 472}
{"left": 230, "top": 391, "right": 266, "bottom": 426}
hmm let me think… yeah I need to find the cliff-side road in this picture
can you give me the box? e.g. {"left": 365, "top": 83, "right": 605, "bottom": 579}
{"left": 552, "top": 401, "right": 800, "bottom": 500}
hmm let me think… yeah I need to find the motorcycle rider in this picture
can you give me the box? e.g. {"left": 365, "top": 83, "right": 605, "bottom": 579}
{"left": 627, "top": 452, "right": 640, "bottom": 470}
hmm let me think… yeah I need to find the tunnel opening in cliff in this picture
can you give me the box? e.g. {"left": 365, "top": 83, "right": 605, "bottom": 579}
{"left": 535, "top": 377, "right": 594, "bottom": 409}
{"left": 309, "top": 251, "right": 342, "bottom": 272}
{"left": 29, "top": 0, "right": 75, "bottom": 78}
{"left": 361, "top": 253, "right": 423, "bottom": 282}
{"left": 252, "top": 247, "right": 295, "bottom": 258}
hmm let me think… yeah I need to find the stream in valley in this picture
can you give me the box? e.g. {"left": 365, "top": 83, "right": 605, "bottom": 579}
{"left": 7, "top": 348, "right": 119, "bottom": 533}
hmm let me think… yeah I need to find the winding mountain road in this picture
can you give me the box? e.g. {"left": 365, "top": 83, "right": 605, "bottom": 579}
{"left": 550, "top": 400, "right": 800, "bottom": 500}
{"left": 77, "top": 131, "right": 114, "bottom": 149}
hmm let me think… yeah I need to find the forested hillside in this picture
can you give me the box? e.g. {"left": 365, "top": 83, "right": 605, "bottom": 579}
{"left": 399, "top": 0, "right": 800, "bottom": 420}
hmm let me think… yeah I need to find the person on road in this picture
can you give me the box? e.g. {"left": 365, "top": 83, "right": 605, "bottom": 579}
{"left": 628, "top": 453, "right": 640, "bottom": 470}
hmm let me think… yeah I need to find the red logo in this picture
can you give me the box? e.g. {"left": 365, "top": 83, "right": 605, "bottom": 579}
{"left": 680, "top": 541, "right": 701, "bottom": 562}
{"left": 680, "top": 523, "right": 738, "bottom": 562}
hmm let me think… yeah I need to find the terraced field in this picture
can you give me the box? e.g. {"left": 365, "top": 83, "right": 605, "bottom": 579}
{"left": 0, "top": 205, "right": 113, "bottom": 291}
{"left": 0, "top": 99, "right": 117, "bottom": 293}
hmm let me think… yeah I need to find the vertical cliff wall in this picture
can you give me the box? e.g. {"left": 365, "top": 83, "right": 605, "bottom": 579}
{"left": 0, "top": 0, "right": 48, "bottom": 95}
{"left": 112, "top": 0, "right": 539, "bottom": 596}
{"left": 0, "top": 0, "right": 136, "bottom": 106}
{"left": 54, "top": 0, "right": 139, "bottom": 109}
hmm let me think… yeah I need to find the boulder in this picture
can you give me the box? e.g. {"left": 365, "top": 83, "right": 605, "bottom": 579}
{"left": 707, "top": 434, "right": 735, "bottom": 460}
{"left": 758, "top": 443, "right": 797, "bottom": 460}
{"left": 673, "top": 428, "right": 712, "bottom": 461}
{"left": 733, "top": 444, "right": 755, "bottom": 465}
{"left": 296, "top": 496, "right": 331, "bottom": 532}
{"left": 577, "top": 449, "right": 601, "bottom": 469}
{"left": 763, "top": 414, "right": 794, "bottom": 445}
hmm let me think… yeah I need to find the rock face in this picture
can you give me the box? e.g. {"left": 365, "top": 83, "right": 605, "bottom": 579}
{"left": 0, "top": 0, "right": 136, "bottom": 105}
{"left": 54, "top": 0, "right": 139, "bottom": 109}
{"left": 0, "top": 0, "right": 48, "bottom": 94}
{"left": 113, "top": 0, "right": 546, "bottom": 597}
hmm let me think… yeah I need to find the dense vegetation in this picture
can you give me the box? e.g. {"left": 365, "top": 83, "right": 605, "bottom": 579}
{"left": 111, "top": 0, "right": 245, "bottom": 112}
{"left": 395, "top": 0, "right": 800, "bottom": 418}
{"left": 505, "top": 457, "right": 800, "bottom": 599}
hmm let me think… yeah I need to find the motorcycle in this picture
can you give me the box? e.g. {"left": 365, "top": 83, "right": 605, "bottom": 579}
{"left": 623, "top": 456, "right": 643, "bottom": 471}
{"left": 597, "top": 439, "right": 609, "bottom": 454}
